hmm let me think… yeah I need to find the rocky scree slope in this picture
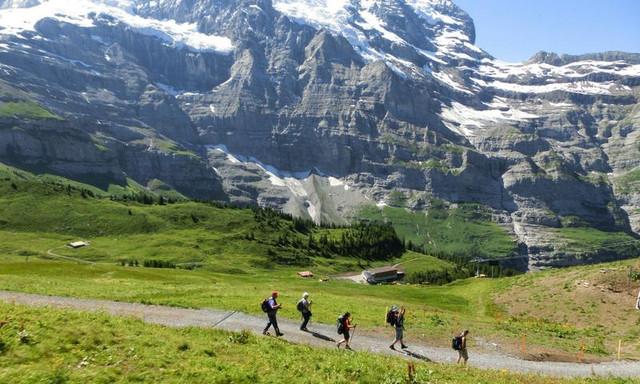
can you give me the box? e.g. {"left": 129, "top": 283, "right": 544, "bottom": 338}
{"left": 0, "top": 0, "right": 638, "bottom": 269}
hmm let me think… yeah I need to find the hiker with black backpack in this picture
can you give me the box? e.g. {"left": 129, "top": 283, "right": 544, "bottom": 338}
{"left": 261, "top": 291, "right": 284, "bottom": 337}
{"left": 388, "top": 306, "right": 408, "bottom": 350}
{"left": 297, "top": 292, "right": 312, "bottom": 331}
{"left": 336, "top": 312, "right": 356, "bottom": 350}
{"left": 452, "top": 329, "right": 469, "bottom": 364}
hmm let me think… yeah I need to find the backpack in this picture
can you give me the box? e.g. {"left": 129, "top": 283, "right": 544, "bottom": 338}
{"left": 452, "top": 336, "right": 463, "bottom": 351}
{"left": 261, "top": 298, "right": 271, "bottom": 313}
{"left": 296, "top": 299, "right": 304, "bottom": 312}
{"left": 386, "top": 309, "right": 397, "bottom": 327}
{"left": 336, "top": 315, "right": 344, "bottom": 334}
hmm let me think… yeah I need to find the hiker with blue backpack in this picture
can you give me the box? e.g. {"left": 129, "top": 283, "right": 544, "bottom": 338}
{"left": 387, "top": 306, "right": 408, "bottom": 350}
{"left": 261, "top": 291, "right": 284, "bottom": 337}
{"left": 336, "top": 312, "right": 356, "bottom": 350}
{"left": 296, "top": 292, "right": 312, "bottom": 331}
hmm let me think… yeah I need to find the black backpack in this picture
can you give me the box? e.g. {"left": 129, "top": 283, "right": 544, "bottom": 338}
{"left": 296, "top": 300, "right": 304, "bottom": 312}
{"left": 261, "top": 298, "right": 271, "bottom": 313}
{"left": 336, "top": 316, "right": 344, "bottom": 334}
{"left": 452, "top": 336, "right": 463, "bottom": 350}
{"left": 386, "top": 309, "right": 397, "bottom": 327}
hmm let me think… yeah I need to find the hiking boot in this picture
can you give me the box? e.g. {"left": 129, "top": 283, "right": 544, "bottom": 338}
{"left": 262, "top": 331, "right": 270, "bottom": 336}
{"left": 401, "top": 344, "right": 408, "bottom": 349}
{"left": 389, "top": 345, "right": 396, "bottom": 351}
{"left": 276, "top": 332, "right": 284, "bottom": 337}
{"left": 300, "top": 327, "right": 309, "bottom": 332}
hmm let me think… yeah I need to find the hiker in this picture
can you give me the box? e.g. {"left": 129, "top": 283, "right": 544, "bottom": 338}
{"left": 262, "top": 291, "right": 284, "bottom": 337}
{"left": 336, "top": 312, "right": 356, "bottom": 350}
{"left": 454, "top": 329, "right": 469, "bottom": 364}
{"left": 389, "top": 306, "right": 408, "bottom": 350}
{"left": 297, "top": 292, "right": 312, "bottom": 331}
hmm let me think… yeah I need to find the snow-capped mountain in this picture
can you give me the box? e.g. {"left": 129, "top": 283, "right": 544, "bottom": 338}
{"left": 0, "top": 0, "right": 639, "bottom": 269}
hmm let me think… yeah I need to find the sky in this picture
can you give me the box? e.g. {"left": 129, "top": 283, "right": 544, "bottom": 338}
{"left": 454, "top": 0, "right": 640, "bottom": 62}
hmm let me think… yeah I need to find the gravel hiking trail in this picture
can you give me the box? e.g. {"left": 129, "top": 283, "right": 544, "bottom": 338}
{"left": 1, "top": 290, "right": 638, "bottom": 378}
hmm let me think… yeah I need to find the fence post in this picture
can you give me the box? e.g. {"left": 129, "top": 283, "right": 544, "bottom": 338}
{"left": 577, "top": 340, "right": 584, "bottom": 363}
{"left": 618, "top": 339, "right": 622, "bottom": 360}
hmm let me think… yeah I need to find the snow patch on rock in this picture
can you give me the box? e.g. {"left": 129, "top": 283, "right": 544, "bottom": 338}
{"left": 440, "top": 101, "right": 539, "bottom": 137}
{"left": 488, "top": 80, "right": 630, "bottom": 95}
{"left": 0, "top": 0, "right": 233, "bottom": 54}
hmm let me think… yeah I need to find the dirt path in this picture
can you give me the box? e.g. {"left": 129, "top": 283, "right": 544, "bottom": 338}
{"left": 1, "top": 290, "right": 639, "bottom": 378}
{"left": 46, "top": 247, "right": 95, "bottom": 265}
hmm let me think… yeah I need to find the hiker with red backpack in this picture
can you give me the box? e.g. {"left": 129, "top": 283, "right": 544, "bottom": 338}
{"left": 261, "top": 291, "right": 284, "bottom": 337}
{"left": 388, "top": 306, "right": 408, "bottom": 350}
{"left": 336, "top": 312, "right": 356, "bottom": 350}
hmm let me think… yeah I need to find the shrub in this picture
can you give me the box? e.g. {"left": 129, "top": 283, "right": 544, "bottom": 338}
{"left": 143, "top": 260, "right": 176, "bottom": 269}
{"left": 18, "top": 329, "right": 30, "bottom": 344}
{"left": 228, "top": 330, "right": 252, "bottom": 344}
{"left": 48, "top": 369, "right": 69, "bottom": 384}
{"left": 119, "top": 259, "right": 139, "bottom": 267}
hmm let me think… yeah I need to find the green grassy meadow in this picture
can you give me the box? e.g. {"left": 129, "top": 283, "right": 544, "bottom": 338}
{"left": 3, "top": 303, "right": 628, "bottom": 384}
{"left": 3, "top": 256, "right": 639, "bottom": 363}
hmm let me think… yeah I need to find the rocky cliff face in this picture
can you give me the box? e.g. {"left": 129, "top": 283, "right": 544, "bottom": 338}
{"left": 0, "top": 0, "right": 638, "bottom": 269}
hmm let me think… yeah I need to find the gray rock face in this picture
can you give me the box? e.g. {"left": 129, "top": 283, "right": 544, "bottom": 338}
{"left": 0, "top": 0, "right": 638, "bottom": 269}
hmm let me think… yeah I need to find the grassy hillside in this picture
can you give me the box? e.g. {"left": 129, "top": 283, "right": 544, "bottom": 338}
{"left": 0, "top": 100, "right": 62, "bottom": 120}
{"left": 614, "top": 167, "right": 640, "bottom": 194}
{"left": 358, "top": 202, "right": 640, "bottom": 266}
{"left": 493, "top": 258, "right": 640, "bottom": 360}
{"left": 0, "top": 162, "right": 455, "bottom": 278}
{"left": 1, "top": 303, "right": 621, "bottom": 384}
{"left": 554, "top": 227, "right": 640, "bottom": 257}
{"left": 0, "top": 162, "right": 175, "bottom": 199}
{"left": 358, "top": 202, "right": 518, "bottom": 260}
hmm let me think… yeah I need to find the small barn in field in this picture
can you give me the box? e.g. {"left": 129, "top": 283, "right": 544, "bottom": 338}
{"left": 67, "top": 241, "right": 88, "bottom": 249}
{"left": 362, "top": 266, "right": 405, "bottom": 284}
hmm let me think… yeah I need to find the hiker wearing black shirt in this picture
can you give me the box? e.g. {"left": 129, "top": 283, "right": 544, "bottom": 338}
{"left": 389, "top": 306, "right": 408, "bottom": 350}
{"left": 298, "top": 292, "right": 312, "bottom": 331}
{"left": 262, "top": 291, "right": 284, "bottom": 337}
{"left": 456, "top": 329, "right": 469, "bottom": 364}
